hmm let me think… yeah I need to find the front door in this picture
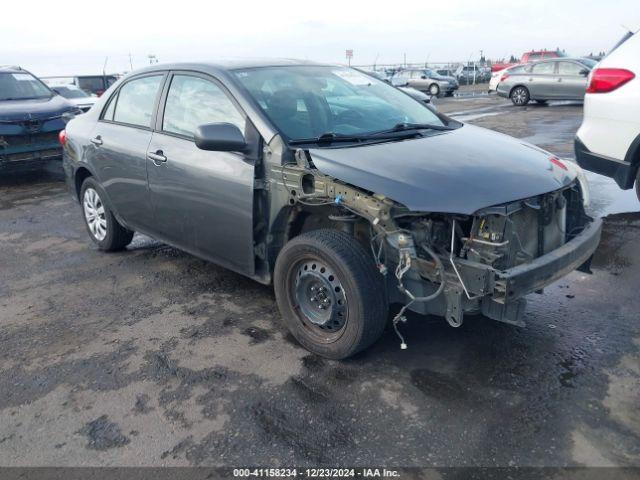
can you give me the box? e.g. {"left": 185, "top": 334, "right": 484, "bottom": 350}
{"left": 146, "top": 72, "right": 256, "bottom": 275}
{"left": 555, "top": 61, "right": 589, "bottom": 99}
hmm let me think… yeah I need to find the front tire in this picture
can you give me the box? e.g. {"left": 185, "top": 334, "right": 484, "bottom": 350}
{"left": 274, "top": 229, "right": 388, "bottom": 359}
{"left": 80, "top": 177, "right": 134, "bottom": 251}
{"left": 510, "top": 86, "right": 530, "bottom": 106}
{"left": 428, "top": 83, "right": 441, "bottom": 97}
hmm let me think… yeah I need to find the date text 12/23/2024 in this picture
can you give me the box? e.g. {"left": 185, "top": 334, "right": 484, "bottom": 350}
{"left": 233, "top": 468, "right": 401, "bottom": 478}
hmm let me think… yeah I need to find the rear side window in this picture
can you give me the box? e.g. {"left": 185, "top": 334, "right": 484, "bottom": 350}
{"left": 532, "top": 62, "right": 555, "bottom": 74}
{"left": 162, "top": 74, "right": 245, "bottom": 138}
{"left": 557, "top": 62, "right": 584, "bottom": 76}
{"left": 102, "top": 93, "right": 117, "bottom": 121}
{"left": 112, "top": 75, "right": 163, "bottom": 128}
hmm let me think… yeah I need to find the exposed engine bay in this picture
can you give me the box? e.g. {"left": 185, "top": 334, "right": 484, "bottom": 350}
{"left": 268, "top": 147, "right": 600, "bottom": 349}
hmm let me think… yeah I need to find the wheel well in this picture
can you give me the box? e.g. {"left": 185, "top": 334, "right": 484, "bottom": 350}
{"left": 74, "top": 167, "right": 92, "bottom": 200}
{"left": 268, "top": 205, "right": 372, "bottom": 272}
{"left": 509, "top": 84, "right": 528, "bottom": 97}
{"left": 624, "top": 133, "right": 640, "bottom": 189}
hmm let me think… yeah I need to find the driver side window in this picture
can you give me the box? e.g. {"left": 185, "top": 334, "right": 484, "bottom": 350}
{"left": 162, "top": 75, "right": 245, "bottom": 138}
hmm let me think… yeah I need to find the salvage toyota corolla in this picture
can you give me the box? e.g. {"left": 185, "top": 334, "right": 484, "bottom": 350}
{"left": 61, "top": 60, "right": 602, "bottom": 359}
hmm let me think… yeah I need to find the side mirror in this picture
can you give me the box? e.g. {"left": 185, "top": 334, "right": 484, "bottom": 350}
{"left": 421, "top": 75, "right": 427, "bottom": 79}
{"left": 579, "top": 69, "right": 590, "bottom": 76}
{"left": 195, "top": 123, "right": 247, "bottom": 152}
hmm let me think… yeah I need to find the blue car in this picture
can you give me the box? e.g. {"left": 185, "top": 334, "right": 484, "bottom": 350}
{"left": 0, "top": 66, "right": 80, "bottom": 168}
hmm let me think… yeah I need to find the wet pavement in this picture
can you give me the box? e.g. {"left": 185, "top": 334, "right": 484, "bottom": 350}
{"left": 0, "top": 96, "right": 639, "bottom": 467}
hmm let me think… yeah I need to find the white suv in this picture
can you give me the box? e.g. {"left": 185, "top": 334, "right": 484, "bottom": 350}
{"left": 575, "top": 30, "right": 640, "bottom": 199}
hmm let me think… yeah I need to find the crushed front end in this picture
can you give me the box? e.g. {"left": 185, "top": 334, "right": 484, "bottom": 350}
{"left": 274, "top": 149, "right": 602, "bottom": 344}
{"left": 389, "top": 184, "right": 601, "bottom": 329}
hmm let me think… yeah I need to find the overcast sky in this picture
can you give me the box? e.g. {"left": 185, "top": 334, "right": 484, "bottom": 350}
{"left": 2, "top": 0, "right": 638, "bottom": 76}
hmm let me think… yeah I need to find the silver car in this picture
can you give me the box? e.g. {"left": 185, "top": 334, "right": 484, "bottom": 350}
{"left": 395, "top": 68, "right": 458, "bottom": 97}
{"left": 497, "top": 58, "right": 597, "bottom": 106}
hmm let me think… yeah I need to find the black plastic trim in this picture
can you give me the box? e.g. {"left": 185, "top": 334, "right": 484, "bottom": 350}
{"left": 574, "top": 136, "right": 636, "bottom": 189}
{"left": 498, "top": 217, "right": 603, "bottom": 300}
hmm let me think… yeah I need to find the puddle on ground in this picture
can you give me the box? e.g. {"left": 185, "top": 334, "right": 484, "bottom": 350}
{"left": 583, "top": 171, "right": 639, "bottom": 217}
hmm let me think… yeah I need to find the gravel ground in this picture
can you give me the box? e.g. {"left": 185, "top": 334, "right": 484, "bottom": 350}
{"left": 0, "top": 95, "right": 638, "bottom": 468}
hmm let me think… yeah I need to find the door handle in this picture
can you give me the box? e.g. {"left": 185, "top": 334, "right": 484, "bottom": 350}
{"left": 90, "top": 135, "right": 103, "bottom": 146}
{"left": 556, "top": 78, "right": 563, "bottom": 82}
{"left": 147, "top": 150, "right": 167, "bottom": 166}
{"left": 528, "top": 78, "right": 534, "bottom": 82}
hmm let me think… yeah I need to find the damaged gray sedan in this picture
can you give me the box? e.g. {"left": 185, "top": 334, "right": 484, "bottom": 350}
{"left": 62, "top": 60, "right": 602, "bottom": 359}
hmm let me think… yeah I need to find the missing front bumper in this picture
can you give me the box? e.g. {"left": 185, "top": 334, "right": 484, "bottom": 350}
{"left": 482, "top": 217, "right": 602, "bottom": 325}
{"left": 405, "top": 217, "right": 603, "bottom": 326}
{"left": 495, "top": 217, "right": 602, "bottom": 301}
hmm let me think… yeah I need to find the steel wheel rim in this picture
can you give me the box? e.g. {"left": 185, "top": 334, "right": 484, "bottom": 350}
{"left": 292, "top": 259, "right": 348, "bottom": 338}
{"left": 83, "top": 188, "right": 107, "bottom": 241}
{"left": 430, "top": 84, "right": 439, "bottom": 95}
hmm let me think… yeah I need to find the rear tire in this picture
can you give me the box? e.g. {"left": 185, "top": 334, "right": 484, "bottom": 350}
{"left": 274, "top": 229, "right": 388, "bottom": 359}
{"left": 80, "top": 177, "right": 134, "bottom": 251}
{"left": 510, "top": 86, "right": 530, "bottom": 106}
{"left": 428, "top": 83, "right": 441, "bottom": 97}
{"left": 635, "top": 168, "right": 640, "bottom": 202}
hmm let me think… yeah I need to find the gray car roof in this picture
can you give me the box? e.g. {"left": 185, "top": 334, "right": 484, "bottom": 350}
{"left": 529, "top": 57, "right": 593, "bottom": 63}
{"left": 132, "top": 58, "right": 335, "bottom": 75}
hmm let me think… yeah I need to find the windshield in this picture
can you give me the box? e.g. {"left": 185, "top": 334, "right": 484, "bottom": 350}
{"left": 53, "top": 86, "right": 89, "bottom": 99}
{"left": 0, "top": 72, "right": 52, "bottom": 101}
{"left": 233, "top": 66, "right": 445, "bottom": 141}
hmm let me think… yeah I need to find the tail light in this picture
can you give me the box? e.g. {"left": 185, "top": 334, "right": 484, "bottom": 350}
{"left": 500, "top": 73, "right": 510, "bottom": 82}
{"left": 58, "top": 129, "right": 66, "bottom": 146}
{"left": 586, "top": 68, "right": 635, "bottom": 93}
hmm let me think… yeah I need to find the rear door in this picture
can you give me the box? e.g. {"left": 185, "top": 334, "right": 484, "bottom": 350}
{"left": 555, "top": 61, "right": 589, "bottom": 99}
{"left": 91, "top": 73, "right": 165, "bottom": 232}
{"left": 146, "top": 71, "right": 256, "bottom": 275}
{"left": 527, "top": 61, "right": 557, "bottom": 98}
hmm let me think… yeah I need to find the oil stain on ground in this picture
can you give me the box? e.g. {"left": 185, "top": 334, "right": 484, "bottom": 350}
{"left": 78, "top": 415, "right": 130, "bottom": 450}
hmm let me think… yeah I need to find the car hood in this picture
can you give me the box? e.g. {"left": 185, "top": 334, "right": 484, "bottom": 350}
{"left": 307, "top": 124, "right": 576, "bottom": 215}
{"left": 0, "top": 95, "right": 76, "bottom": 122}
